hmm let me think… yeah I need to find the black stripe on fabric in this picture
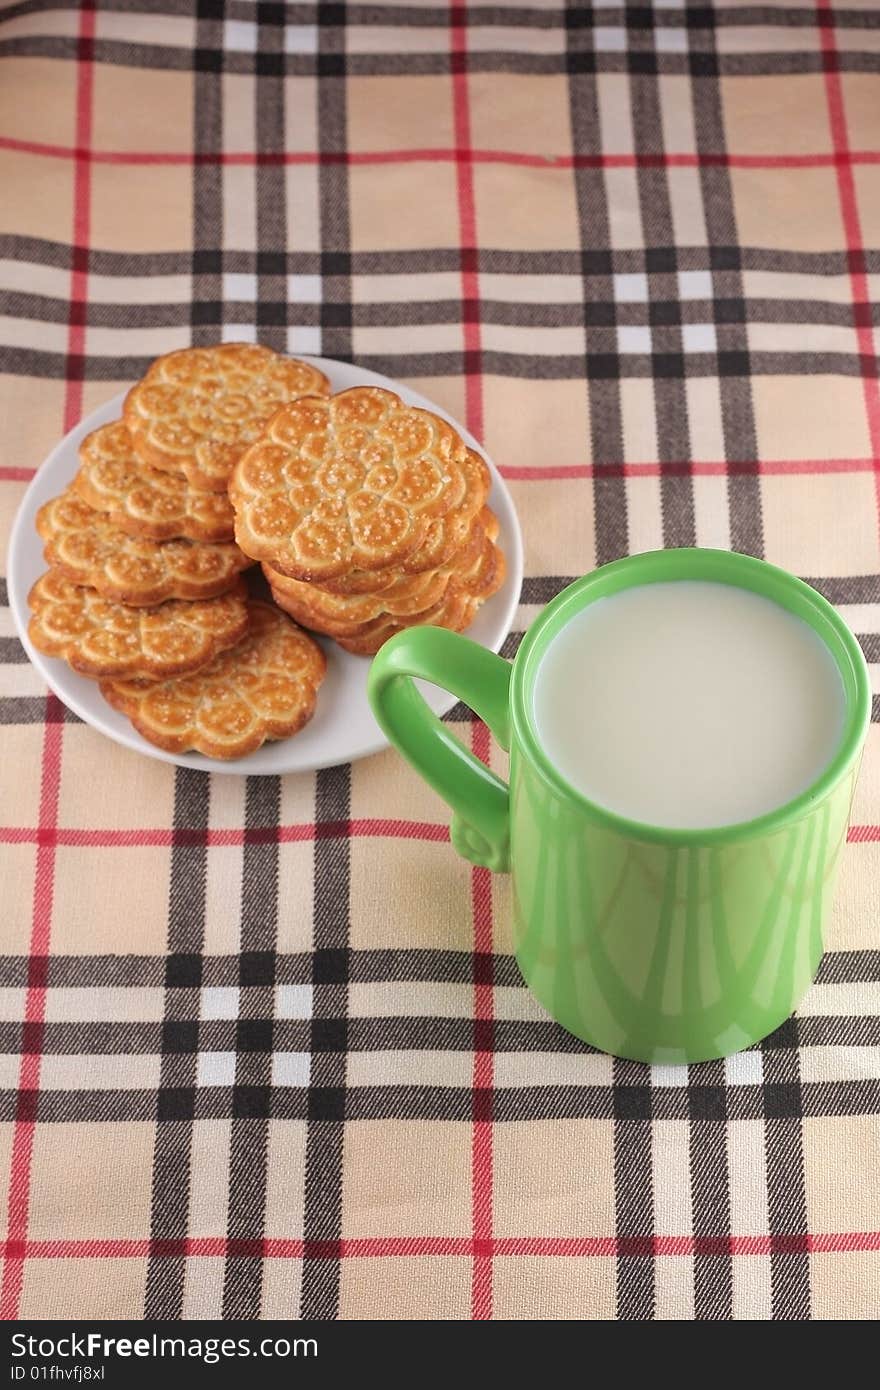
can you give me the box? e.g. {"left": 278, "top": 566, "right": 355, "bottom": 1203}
{"left": 143, "top": 767, "right": 210, "bottom": 1319}
{"left": 8, "top": 1074, "right": 880, "bottom": 1125}
{"left": 857, "top": 633, "right": 880, "bottom": 663}
{"left": 804, "top": 574, "right": 880, "bottom": 604}
{"left": 519, "top": 576, "right": 574, "bottom": 605}
{"left": 685, "top": 11, "right": 738, "bottom": 1319}
{"left": 498, "top": 630, "right": 523, "bottom": 661}
{"left": 254, "top": 14, "right": 289, "bottom": 356}
{"left": 762, "top": 1021, "right": 811, "bottom": 1319}
{"left": 583, "top": 25, "right": 653, "bottom": 1310}
{"left": 613, "top": 1059, "right": 656, "bottom": 1318}
{"left": 4, "top": 33, "right": 880, "bottom": 77}
{"left": 298, "top": 13, "right": 353, "bottom": 1321}
{"left": 3, "top": 2, "right": 880, "bottom": 32}
{"left": 6, "top": 238, "right": 880, "bottom": 279}
{"left": 0, "top": 947, "right": 527, "bottom": 989}
{"left": 0, "top": 698, "right": 83, "bottom": 725}
{"left": 692, "top": 14, "right": 763, "bottom": 560}
{"left": 0, "top": 937, "right": 876, "bottom": 999}
{"left": 0, "top": 0, "right": 70, "bottom": 22}
{"left": 300, "top": 765, "right": 351, "bottom": 1319}
{"left": 316, "top": 22, "right": 354, "bottom": 365}
{"left": 4, "top": 1007, "right": 880, "bottom": 1061}
{"left": 4, "top": 346, "right": 874, "bottom": 382}
{"left": 689, "top": 1060, "right": 734, "bottom": 1319}
{"left": 2, "top": 291, "right": 874, "bottom": 333}
{"left": 6, "top": 0, "right": 217, "bottom": 16}
{"left": 630, "top": 17, "right": 697, "bottom": 552}
{"left": 222, "top": 776, "right": 281, "bottom": 1320}
{"left": 559, "top": 42, "right": 631, "bottom": 1303}
{"left": 0, "top": 637, "right": 28, "bottom": 662}
{"left": 190, "top": 1, "right": 224, "bottom": 348}
{"left": 816, "top": 950, "right": 880, "bottom": 984}
{"left": 0, "top": 955, "right": 167, "bottom": 987}
{"left": 565, "top": 2, "right": 628, "bottom": 574}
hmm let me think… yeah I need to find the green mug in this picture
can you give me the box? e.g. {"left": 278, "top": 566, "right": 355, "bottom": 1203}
{"left": 367, "top": 548, "right": 870, "bottom": 1064}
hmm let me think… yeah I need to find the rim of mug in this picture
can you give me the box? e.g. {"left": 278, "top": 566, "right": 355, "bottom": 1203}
{"left": 510, "top": 547, "right": 872, "bottom": 846}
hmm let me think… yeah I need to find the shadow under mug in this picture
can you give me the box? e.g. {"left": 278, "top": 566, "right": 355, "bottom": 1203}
{"left": 367, "top": 548, "right": 871, "bottom": 1063}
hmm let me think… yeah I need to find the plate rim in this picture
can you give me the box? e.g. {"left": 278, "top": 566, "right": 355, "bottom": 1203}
{"left": 7, "top": 356, "right": 524, "bottom": 776}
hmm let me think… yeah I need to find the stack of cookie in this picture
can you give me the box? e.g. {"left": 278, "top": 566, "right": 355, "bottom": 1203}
{"left": 229, "top": 386, "right": 506, "bottom": 655}
{"left": 27, "top": 344, "right": 330, "bottom": 757}
{"left": 27, "top": 345, "right": 506, "bottom": 758}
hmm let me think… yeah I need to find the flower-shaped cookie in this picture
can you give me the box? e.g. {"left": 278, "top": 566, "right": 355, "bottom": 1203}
{"left": 37, "top": 488, "right": 252, "bottom": 606}
{"left": 101, "top": 602, "right": 326, "bottom": 759}
{"left": 269, "top": 517, "right": 506, "bottom": 655}
{"left": 264, "top": 507, "right": 497, "bottom": 634}
{"left": 229, "top": 387, "right": 491, "bottom": 582}
{"left": 28, "top": 571, "right": 249, "bottom": 680}
{"left": 124, "top": 344, "right": 330, "bottom": 492}
{"left": 75, "top": 421, "right": 237, "bottom": 543}
{"left": 315, "top": 499, "right": 480, "bottom": 596}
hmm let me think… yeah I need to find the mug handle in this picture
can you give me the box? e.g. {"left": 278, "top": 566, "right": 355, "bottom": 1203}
{"left": 368, "top": 626, "right": 512, "bottom": 872}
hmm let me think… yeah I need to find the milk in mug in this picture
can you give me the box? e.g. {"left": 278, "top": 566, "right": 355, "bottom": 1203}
{"left": 533, "top": 580, "right": 846, "bottom": 830}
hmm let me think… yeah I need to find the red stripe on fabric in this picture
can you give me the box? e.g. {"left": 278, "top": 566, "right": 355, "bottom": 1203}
{"left": 469, "top": 720, "right": 495, "bottom": 1320}
{"left": 4, "top": 1231, "right": 880, "bottom": 1260}
{"left": 1, "top": 460, "right": 875, "bottom": 490}
{"left": 63, "top": 7, "right": 95, "bottom": 435}
{"left": 818, "top": 0, "right": 880, "bottom": 541}
{"left": 453, "top": 0, "right": 492, "bottom": 1315}
{"left": 0, "top": 819, "right": 451, "bottom": 847}
{"left": 0, "top": 700, "right": 63, "bottom": 1320}
{"left": 3, "top": 137, "right": 880, "bottom": 170}
{"left": 845, "top": 825, "right": 880, "bottom": 843}
{"left": 501, "top": 458, "right": 880, "bottom": 481}
{"left": 451, "top": 1, "right": 483, "bottom": 444}
{"left": 0, "top": 4, "right": 93, "bottom": 1318}
{"left": 1, "top": 822, "right": 879, "bottom": 849}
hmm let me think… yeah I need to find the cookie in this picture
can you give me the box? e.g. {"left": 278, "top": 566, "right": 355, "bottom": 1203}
{"left": 331, "top": 592, "right": 484, "bottom": 658}
{"left": 314, "top": 475, "right": 484, "bottom": 596}
{"left": 124, "top": 344, "right": 330, "bottom": 492}
{"left": 269, "top": 528, "right": 506, "bottom": 656}
{"left": 36, "top": 488, "right": 252, "bottom": 606}
{"left": 76, "top": 421, "right": 236, "bottom": 543}
{"left": 28, "top": 571, "right": 249, "bottom": 681}
{"left": 229, "top": 387, "right": 491, "bottom": 582}
{"left": 101, "top": 601, "right": 326, "bottom": 759}
{"left": 263, "top": 507, "right": 497, "bottom": 634}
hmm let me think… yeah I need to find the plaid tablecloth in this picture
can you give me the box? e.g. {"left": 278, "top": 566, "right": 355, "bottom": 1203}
{"left": 1, "top": 0, "right": 879, "bottom": 1323}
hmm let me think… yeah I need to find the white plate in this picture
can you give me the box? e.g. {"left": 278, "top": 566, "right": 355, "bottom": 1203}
{"left": 7, "top": 357, "right": 523, "bottom": 776}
